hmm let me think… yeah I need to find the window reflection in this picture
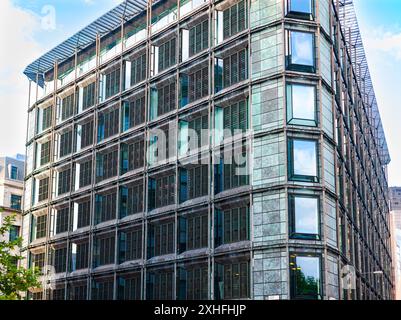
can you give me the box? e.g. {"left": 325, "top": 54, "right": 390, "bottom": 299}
{"left": 286, "top": 31, "right": 315, "bottom": 73}
{"left": 290, "top": 195, "right": 320, "bottom": 239}
{"left": 290, "top": 254, "right": 321, "bottom": 299}
{"left": 288, "top": 0, "right": 313, "bottom": 17}
{"left": 287, "top": 83, "right": 317, "bottom": 126}
{"left": 289, "top": 139, "right": 318, "bottom": 182}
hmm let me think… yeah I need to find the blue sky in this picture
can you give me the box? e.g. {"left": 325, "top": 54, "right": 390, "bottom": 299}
{"left": 0, "top": 0, "right": 400, "bottom": 186}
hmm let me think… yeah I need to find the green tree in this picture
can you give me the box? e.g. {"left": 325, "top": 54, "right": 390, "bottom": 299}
{"left": 0, "top": 213, "right": 40, "bottom": 300}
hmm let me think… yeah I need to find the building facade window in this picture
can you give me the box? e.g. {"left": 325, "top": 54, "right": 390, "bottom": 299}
{"left": 68, "top": 283, "right": 87, "bottom": 300}
{"left": 158, "top": 38, "right": 176, "bottom": 73}
{"left": 146, "top": 269, "right": 174, "bottom": 300}
{"left": 150, "top": 81, "right": 177, "bottom": 120}
{"left": 10, "top": 166, "right": 18, "bottom": 180}
{"left": 178, "top": 213, "right": 208, "bottom": 253}
{"left": 104, "top": 68, "right": 121, "bottom": 99}
{"left": 40, "top": 106, "right": 52, "bottom": 132}
{"left": 92, "top": 279, "right": 114, "bottom": 300}
{"left": 78, "top": 159, "right": 92, "bottom": 189}
{"left": 180, "top": 66, "right": 209, "bottom": 107}
{"left": 82, "top": 82, "right": 96, "bottom": 111}
{"left": 31, "top": 252, "right": 45, "bottom": 273}
{"left": 118, "top": 274, "right": 141, "bottom": 300}
{"left": 119, "top": 184, "right": 143, "bottom": 218}
{"left": 289, "top": 195, "right": 320, "bottom": 240}
{"left": 52, "top": 247, "right": 67, "bottom": 273}
{"left": 78, "top": 120, "right": 94, "bottom": 150}
{"left": 147, "top": 221, "right": 175, "bottom": 258}
{"left": 93, "top": 235, "right": 115, "bottom": 267}
{"left": 215, "top": 206, "right": 249, "bottom": 246}
{"left": 215, "top": 99, "right": 248, "bottom": 141}
{"left": 38, "top": 177, "right": 50, "bottom": 202}
{"left": 120, "top": 140, "right": 145, "bottom": 174}
{"left": 35, "top": 214, "right": 47, "bottom": 240}
{"left": 288, "top": 139, "right": 319, "bottom": 183}
{"left": 215, "top": 49, "right": 247, "bottom": 92}
{"left": 179, "top": 165, "right": 208, "bottom": 203}
{"left": 188, "top": 20, "right": 208, "bottom": 57}
{"left": 59, "top": 130, "right": 73, "bottom": 158}
{"left": 215, "top": 260, "right": 250, "bottom": 300}
{"left": 70, "top": 241, "right": 89, "bottom": 271}
{"left": 148, "top": 174, "right": 176, "bottom": 210}
{"left": 9, "top": 225, "right": 20, "bottom": 242}
{"left": 222, "top": 0, "right": 247, "bottom": 40}
{"left": 178, "top": 115, "right": 208, "bottom": 155}
{"left": 61, "top": 93, "right": 74, "bottom": 121}
{"left": 72, "top": 200, "right": 91, "bottom": 230}
{"left": 119, "top": 228, "right": 142, "bottom": 263}
{"left": 58, "top": 168, "right": 71, "bottom": 196}
{"left": 286, "top": 30, "right": 315, "bottom": 73}
{"left": 290, "top": 254, "right": 322, "bottom": 300}
{"left": 96, "top": 149, "right": 118, "bottom": 182}
{"left": 95, "top": 192, "right": 117, "bottom": 224}
{"left": 97, "top": 107, "right": 119, "bottom": 142}
{"left": 177, "top": 265, "right": 208, "bottom": 300}
{"left": 286, "top": 83, "right": 317, "bottom": 126}
{"left": 127, "top": 53, "right": 147, "bottom": 88}
{"left": 40, "top": 141, "right": 51, "bottom": 166}
{"left": 10, "top": 194, "right": 22, "bottom": 210}
{"left": 286, "top": 0, "right": 314, "bottom": 19}
{"left": 121, "top": 95, "right": 145, "bottom": 132}
{"left": 55, "top": 207, "right": 69, "bottom": 234}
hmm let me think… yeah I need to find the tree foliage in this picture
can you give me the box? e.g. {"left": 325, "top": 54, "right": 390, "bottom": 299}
{"left": 0, "top": 213, "right": 40, "bottom": 300}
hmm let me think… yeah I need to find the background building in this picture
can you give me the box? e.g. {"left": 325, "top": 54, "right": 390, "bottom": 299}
{"left": 22, "top": 0, "right": 392, "bottom": 300}
{"left": 0, "top": 155, "right": 25, "bottom": 256}
{"left": 390, "top": 187, "right": 401, "bottom": 299}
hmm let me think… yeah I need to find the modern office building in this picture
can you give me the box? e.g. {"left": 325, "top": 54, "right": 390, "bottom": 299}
{"left": 389, "top": 187, "right": 401, "bottom": 299}
{"left": 22, "top": 0, "right": 392, "bottom": 300}
{"left": 0, "top": 155, "right": 25, "bottom": 257}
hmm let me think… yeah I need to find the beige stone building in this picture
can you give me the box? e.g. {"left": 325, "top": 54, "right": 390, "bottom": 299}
{"left": 0, "top": 155, "right": 25, "bottom": 256}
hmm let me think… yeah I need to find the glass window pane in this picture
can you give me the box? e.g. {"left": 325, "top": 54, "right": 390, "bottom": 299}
{"left": 291, "top": 32, "right": 314, "bottom": 67}
{"left": 292, "top": 85, "right": 315, "bottom": 120}
{"left": 293, "top": 140, "right": 317, "bottom": 177}
{"left": 294, "top": 197, "right": 319, "bottom": 235}
{"left": 294, "top": 256, "right": 321, "bottom": 297}
{"left": 289, "top": 0, "right": 312, "bottom": 14}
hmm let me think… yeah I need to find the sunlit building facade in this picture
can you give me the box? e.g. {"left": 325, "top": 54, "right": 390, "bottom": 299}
{"left": 22, "top": 0, "right": 392, "bottom": 300}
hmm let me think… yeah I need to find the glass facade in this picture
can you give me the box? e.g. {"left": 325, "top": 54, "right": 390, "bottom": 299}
{"left": 22, "top": 0, "right": 392, "bottom": 300}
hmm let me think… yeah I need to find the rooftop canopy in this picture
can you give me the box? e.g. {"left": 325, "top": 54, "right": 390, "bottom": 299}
{"left": 23, "top": 0, "right": 150, "bottom": 87}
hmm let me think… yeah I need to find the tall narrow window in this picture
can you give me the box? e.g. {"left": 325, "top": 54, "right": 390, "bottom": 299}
{"left": 121, "top": 95, "right": 145, "bottom": 132}
{"left": 59, "top": 130, "right": 73, "bottom": 158}
{"left": 119, "top": 184, "right": 143, "bottom": 218}
{"left": 286, "top": 30, "right": 315, "bottom": 73}
{"left": 104, "top": 68, "right": 121, "bottom": 99}
{"left": 289, "top": 195, "right": 320, "bottom": 240}
{"left": 215, "top": 260, "right": 250, "bottom": 300}
{"left": 95, "top": 192, "right": 117, "bottom": 224}
{"left": 38, "top": 177, "right": 50, "bottom": 202}
{"left": 177, "top": 265, "right": 209, "bottom": 300}
{"left": 120, "top": 140, "right": 145, "bottom": 174}
{"left": 61, "top": 93, "right": 74, "bottom": 121}
{"left": 179, "top": 165, "right": 208, "bottom": 203}
{"left": 221, "top": 0, "right": 247, "bottom": 40}
{"left": 178, "top": 213, "right": 208, "bottom": 253}
{"left": 286, "top": 83, "right": 317, "bottom": 126}
{"left": 10, "top": 195, "right": 22, "bottom": 210}
{"left": 78, "top": 159, "right": 92, "bottom": 189}
{"left": 93, "top": 235, "right": 115, "bottom": 267}
{"left": 70, "top": 241, "right": 89, "bottom": 271}
{"left": 82, "top": 82, "right": 96, "bottom": 111}
{"left": 215, "top": 206, "right": 249, "bottom": 246}
{"left": 96, "top": 149, "right": 118, "bottom": 182}
{"left": 10, "top": 166, "right": 18, "bottom": 180}
{"left": 57, "top": 168, "right": 71, "bottom": 196}
{"left": 40, "top": 141, "right": 51, "bottom": 166}
{"left": 55, "top": 207, "right": 69, "bottom": 234}
{"left": 40, "top": 106, "right": 53, "bottom": 132}
{"left": 215, "top": 49, "right": 247, "bottom": 92}
{"left": 188, "top": 20, "right": 209, "bottom": 57}
{"left": 97, "top": 107, "right": 119, "bottom": 142}
{"left": 290, "top": 254, "right": 322, "bottom": 300}
{"left": 128, "top": 54, "right": 147, "bottom": 88}
{"left": 119, "top": 228, "right": 142, "bottom": 263}
{"left": 288, "top": 139, "right": 319, "bottom": 183}
{"left": 147, "top": 221, "right": 175, "bottom": 258}
{"left": 158, "top": 38, "right": 176, "bottom": 73}
{"left": 150, "top": 81, "right": 177, "bottom": 120}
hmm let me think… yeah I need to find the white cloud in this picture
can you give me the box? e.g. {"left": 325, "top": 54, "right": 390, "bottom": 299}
{"left": 0, "top": 0, "right": 42, "bottom": 158}
{"left": 364, "top": 27, "right": 401, "bottom": 60}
